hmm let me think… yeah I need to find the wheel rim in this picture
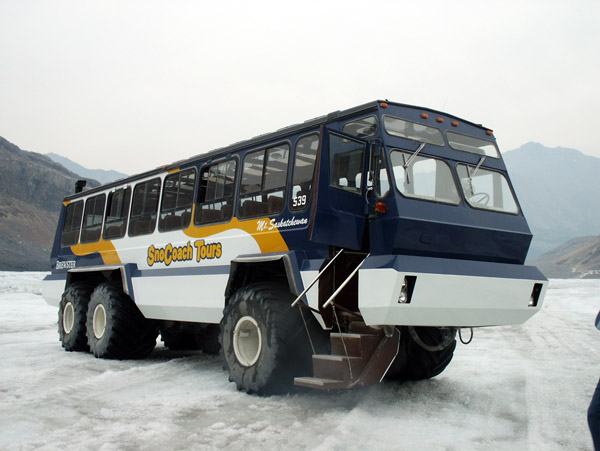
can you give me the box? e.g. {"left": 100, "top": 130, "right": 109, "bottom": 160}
{"left": 93, "top": 304, "right": 107, "bottom": 339}
{"left": 233, "top": 316, "right": 262, "bottom": 367}
{"left": 62, "top": 302, "right": 75, "bottom": 334}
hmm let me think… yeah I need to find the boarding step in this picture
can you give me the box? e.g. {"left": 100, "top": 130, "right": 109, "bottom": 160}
{"left": 330, "top": 332, "right": 380, "bottom": 358}
{"left": 294, "top": 326, "right": 400, "bottom": 390}
{"left": 293, "top": 377, "right": 352, "bottom": 390}
{"left": 312, "top": 354, "right": 365, "bottom": 383}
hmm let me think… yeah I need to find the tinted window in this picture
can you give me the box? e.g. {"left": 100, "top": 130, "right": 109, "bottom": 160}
{"left": 239, "top": 144, "right": 290, "bottom": 218}
{"left": 290, "top": 134, "right": 318, "bottom": 211}
{"left": 61, "top": 200, "right": 83, "bottom": 247}
{"left": 159, "top": 169, "right": 196, "bottom": 232}
{"left": 103, "top": 188, "right": 131, "bottom": 240}
{"left": 129, "top": 178, "right": 161, "bottom": 236}
{"left": 81, "top": 194, "right": 106, "bottom": 243}
{"left": 342, "top": 115, "right": 378, "bottom": 138}
{"left": 329, "top": 133, "right": 366, "bottom": 194}
{"left": 383, "top": 115, "right": 444, "bottom": 146}
{"left": 447, "top": 132, "right": 500, "bottom": 158}
{"left": 195, "top": 159, "right": 237, "bottom": 224}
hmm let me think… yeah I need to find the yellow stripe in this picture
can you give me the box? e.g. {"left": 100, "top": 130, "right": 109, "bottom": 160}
{"left": 184, "top": 216, "right": 289, "bottom": 254}
{"left": 71, "top": 240, "right": 122, "bottom": 265}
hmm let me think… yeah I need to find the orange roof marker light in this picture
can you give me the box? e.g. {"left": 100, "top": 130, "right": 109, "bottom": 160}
{"left": 451, "top": 121, "right": 459, "bottom": 127}
{"left": 380, "top": 102, "right": 389, "bottom": 108}
{"left": 421, "top": 113, "right": 429, "bottom": 119}
{"left": 436, "top": 117, "right": 444, "bottom": 123}
{"left": 486, "top": 130, "right": 494, "bottom": 136}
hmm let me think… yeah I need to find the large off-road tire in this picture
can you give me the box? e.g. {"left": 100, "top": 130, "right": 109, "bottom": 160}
{"left": 219, "top": 283, "right": 320, "bottom": 395}
{"left": 86, "top": 282, "right": 158, "bottom": 359}
{"left": 200, "top": 324, "right": 221, "bottom": 355}
{"left": 386, "top": 326, "right": 456, "bottom": 381}
{"left": 58, "top": 282, "right": 94, "bottom": 352}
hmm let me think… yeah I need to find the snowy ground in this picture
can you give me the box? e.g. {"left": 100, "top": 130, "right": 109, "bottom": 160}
{"left": 0, "top": 272, "right": 598, "bottom": 451}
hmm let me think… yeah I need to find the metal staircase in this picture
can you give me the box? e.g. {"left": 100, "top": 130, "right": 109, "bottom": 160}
{"left": 294, "top": 323, "right": 400, "bottom": 390}
{"left": 291, "top": 250, "right": 401, "bottom": 390}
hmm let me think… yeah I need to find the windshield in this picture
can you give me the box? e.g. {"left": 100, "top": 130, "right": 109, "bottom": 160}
{"left": 390, "top": 150, "right": 460, "bottom": 205}
{"left": 456, "top": 164, "right": 518, "bottom": 213}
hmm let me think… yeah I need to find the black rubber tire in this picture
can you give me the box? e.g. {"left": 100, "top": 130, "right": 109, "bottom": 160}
{"left": 219, "top": 283, "right": 318, "bottom": 395}
{"left": 58, "top": 282, "right": 94, "bottom": 352}
{"left": 386, "top": 326, "right": 456, "bottom": 381}
{"left": 86, "top": 282, "right": 158, "bottom": 359}
{"left": 200, "top": 324, "right": 221, "bottom": 355}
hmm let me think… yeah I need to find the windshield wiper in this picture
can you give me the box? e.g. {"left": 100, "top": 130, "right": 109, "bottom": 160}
{"left": 403, "top": 142, "right": 426, "bottom": 169}
{"left": 469, "top": 156, "right": 486, "bottom": 178}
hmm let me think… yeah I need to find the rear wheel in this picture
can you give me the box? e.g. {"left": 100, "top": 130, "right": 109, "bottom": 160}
{"left": 386, "top": 326, "right": 456, "bottom": 381}
{"left": 58, "top": 283, "right": 94, "bottom": 352}
{"left": 86, "top": 282, "right": 158, "bottom": 359}
{"left": 219, "top": 283, "right": 318, "bottom": 395}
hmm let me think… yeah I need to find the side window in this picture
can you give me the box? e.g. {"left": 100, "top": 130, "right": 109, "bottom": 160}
{"left": 329, "top": 133, "right": 366, "bottom": 194}
{"left": 290, "top": 134, "right": 318, "bottom": 211}
{"left": 159, "top": 168, "right": 196, "bottom": 232}
{"left": 374, "top": 150, "right": 390, "bottom": 198}
{"left": 195, "top": 159, "right": 237, "bottom": 225}
{"left": 342, "top": 115, "right": 378, "bottom": 138}
{"left": 129, "top": 178, "right": 161, "bottom": 237}
{"left": 389, "top": 150, "right": 460, "bottom": 205}
{"left": 81, "top": 194, "right": 106, "bottom": 243}
{"left": 61, "top": 200, "right": 84, "bottom": 247}
{"left": 239, "top": 143, "right": 290, "bottom": 219}
{"left": 103, "top": 188, "right": 131, "bottom": 240}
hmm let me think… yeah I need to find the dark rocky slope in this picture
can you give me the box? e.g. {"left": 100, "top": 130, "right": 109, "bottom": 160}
{"left": 0, "top": 136, "right": 98, "bottom": 270}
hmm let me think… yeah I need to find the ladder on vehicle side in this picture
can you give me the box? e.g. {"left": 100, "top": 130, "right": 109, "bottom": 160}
{"left": 291, "top": 250, "right": 400, "bottom": 390}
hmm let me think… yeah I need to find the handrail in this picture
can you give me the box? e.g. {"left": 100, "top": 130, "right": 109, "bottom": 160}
{"left": 290, "top": 249, "right": 344, "bottom": 307}
{"left": 323, "top": 253, "right": 370, "bottom": 308}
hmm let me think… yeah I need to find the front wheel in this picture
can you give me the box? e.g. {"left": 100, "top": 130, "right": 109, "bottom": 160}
{"left": 219, "top": 283, "right": 316, "bottom": 395}
{"left": 86, "top": 283, "right": 158, "bottom": 359}
{"left": 386, "top": 326, "right": 457, "bottom": 381}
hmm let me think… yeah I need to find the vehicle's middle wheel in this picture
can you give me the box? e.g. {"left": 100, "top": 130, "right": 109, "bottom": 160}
{"left": 219, "top": 283, "right": 317, "bottom": 395}
{"left": 86, "top": 282, "right": 158, "bottom": 359}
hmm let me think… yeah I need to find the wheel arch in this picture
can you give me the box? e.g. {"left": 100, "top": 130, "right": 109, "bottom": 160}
{"left": 225, "top": 252, "right": 303, "bottom": 303}
{"left": 66, "top": 263, "right": 138, "bottom": 300}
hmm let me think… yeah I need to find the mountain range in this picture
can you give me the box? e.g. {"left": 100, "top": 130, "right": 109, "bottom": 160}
{"left": 0, "top": 136, "right": 597, "bottom": 276}
{"left": 503, "top": 142, "right": 600, "bottom": 260}
{"left": 46, "top": 153, "right": 127, "bottom": 185}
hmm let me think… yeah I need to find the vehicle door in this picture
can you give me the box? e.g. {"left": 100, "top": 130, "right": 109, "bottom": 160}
{"left": 309, "top": 128, "right": 369, "bottom": 250}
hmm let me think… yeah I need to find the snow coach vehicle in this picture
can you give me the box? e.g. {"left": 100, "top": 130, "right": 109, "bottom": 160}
{"left": 42, "top": 100, "right": 547, "bottom": 394}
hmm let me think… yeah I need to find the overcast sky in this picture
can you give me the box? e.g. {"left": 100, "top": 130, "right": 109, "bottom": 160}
{"left": 1, "top": 0, "right": 599, "bottom": 174}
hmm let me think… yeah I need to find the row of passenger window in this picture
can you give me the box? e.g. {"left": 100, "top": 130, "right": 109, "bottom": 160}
{"left": 61, "top": 134, "right": 319, "bottom": 247}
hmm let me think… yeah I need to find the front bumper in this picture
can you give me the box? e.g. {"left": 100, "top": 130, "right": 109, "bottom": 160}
{"left": 358, "top": 255, "right": 547, "bottom": 327}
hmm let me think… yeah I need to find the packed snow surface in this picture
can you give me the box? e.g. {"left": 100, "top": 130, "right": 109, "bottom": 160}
{"left": 0, "top": 272, "right": 598, "bottom": 450}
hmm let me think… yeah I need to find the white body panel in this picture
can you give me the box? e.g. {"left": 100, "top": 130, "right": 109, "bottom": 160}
{"left": 132, "top": 273, "right": 228, "bottom": 323}
{"left": 299, "top": 269, "right": 328, "bottom": 329}
{"left": 42, "top": 279, "right": 65, "bottom": 307}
